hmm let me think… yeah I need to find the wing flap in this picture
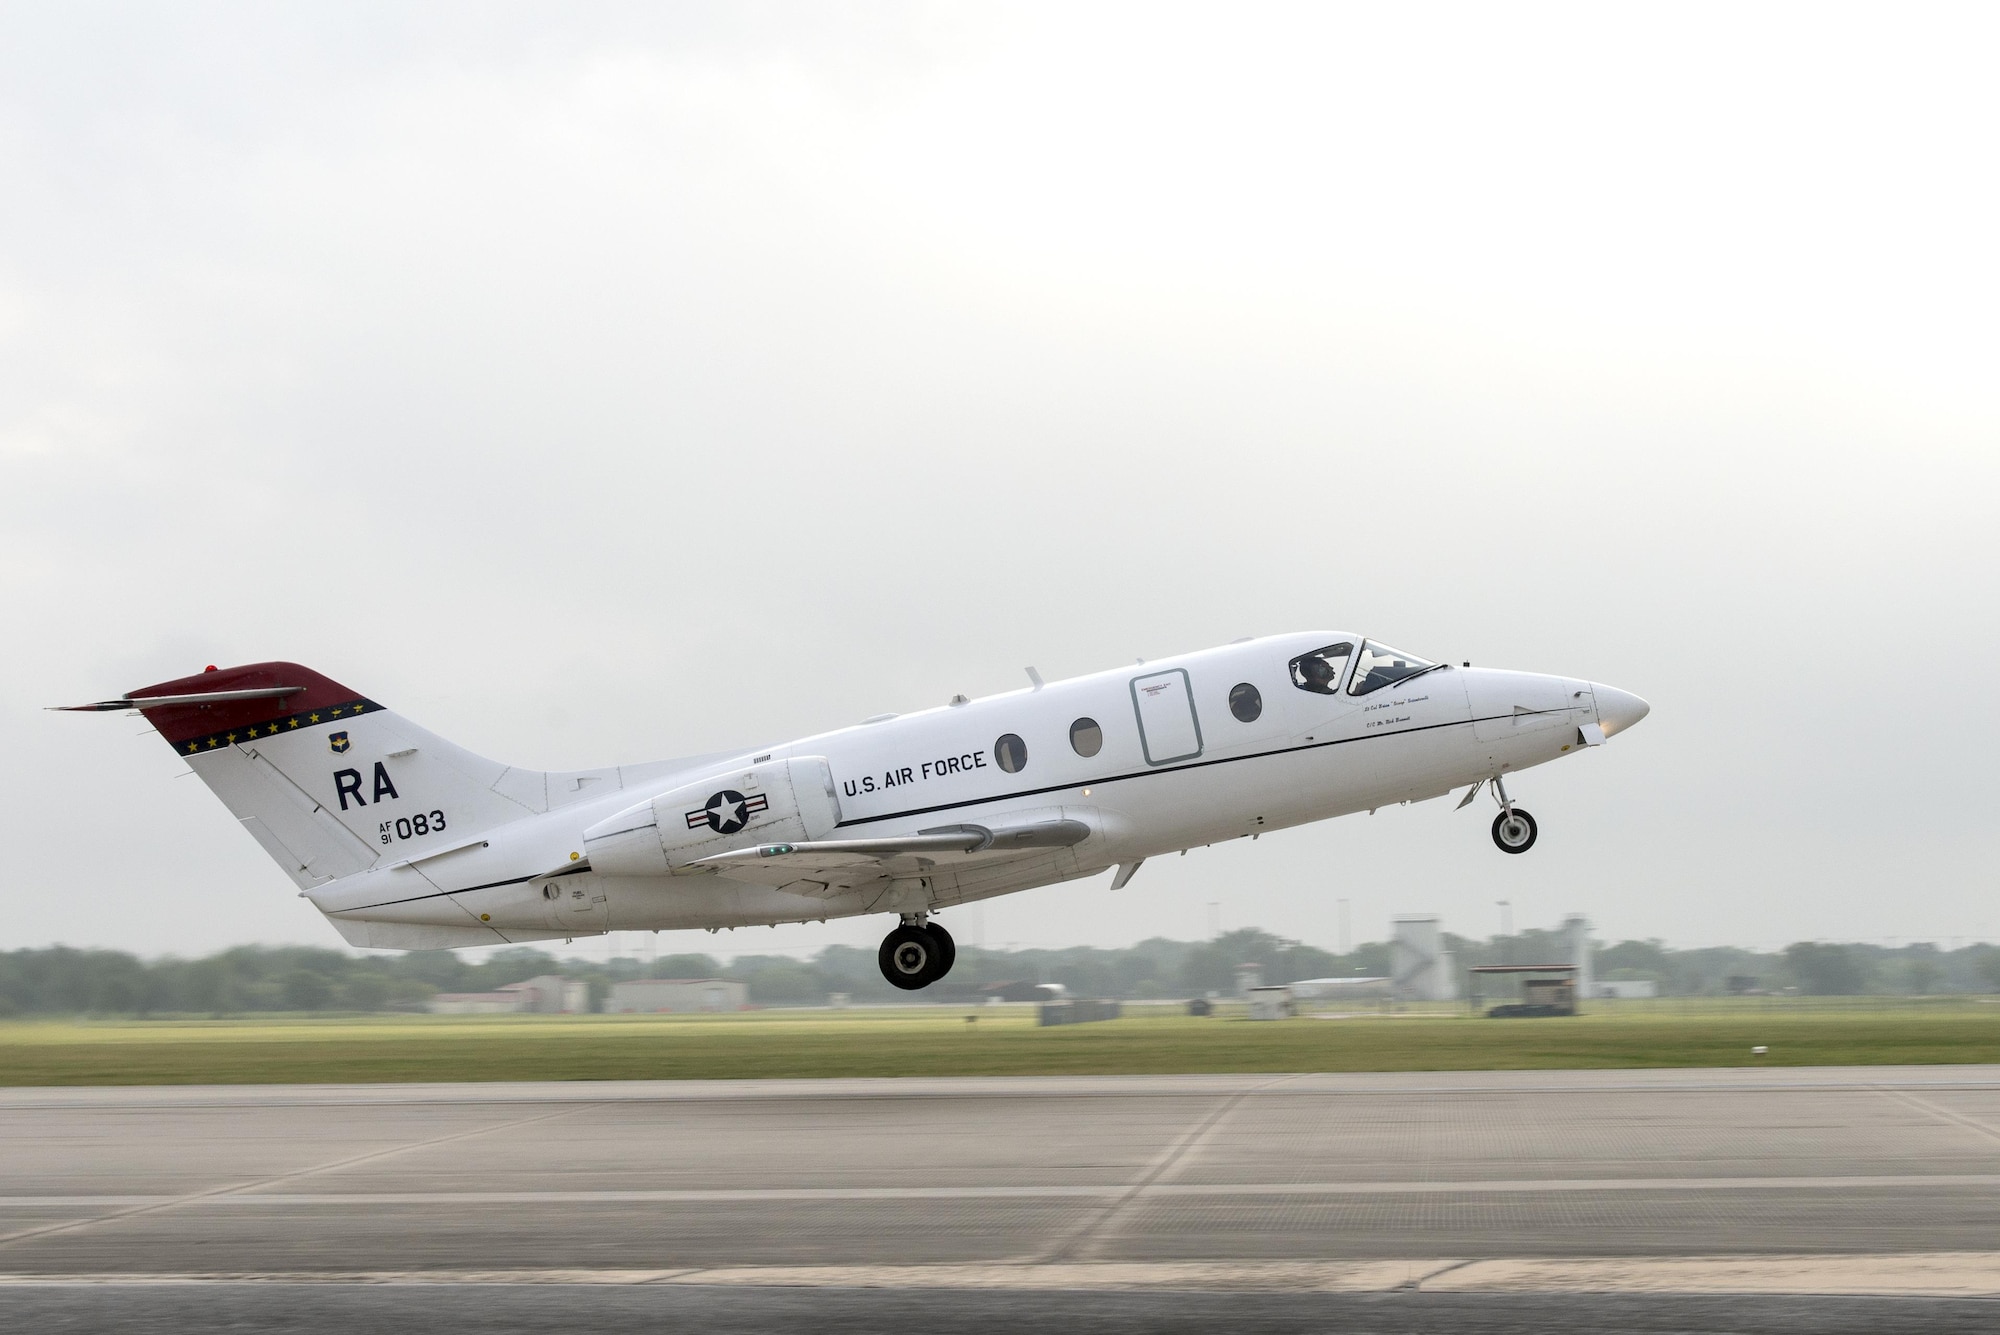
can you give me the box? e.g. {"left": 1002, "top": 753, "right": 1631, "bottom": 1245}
{"left": 691, "top": 818, "right": 1091, "bottom": 888}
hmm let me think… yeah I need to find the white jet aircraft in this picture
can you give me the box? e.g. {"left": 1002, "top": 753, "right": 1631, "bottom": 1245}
{"left": 61, "top": 635, "right": 1647, "bottom": 989}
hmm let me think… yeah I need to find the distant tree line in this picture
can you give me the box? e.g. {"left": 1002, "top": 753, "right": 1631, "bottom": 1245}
{"left": 2, "top": 931, "right": 1998, "bottom": 1016}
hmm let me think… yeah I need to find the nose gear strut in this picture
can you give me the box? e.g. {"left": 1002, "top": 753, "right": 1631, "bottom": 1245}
{"left": 1488, "top": 775, "right": 1539, "bottom": 854}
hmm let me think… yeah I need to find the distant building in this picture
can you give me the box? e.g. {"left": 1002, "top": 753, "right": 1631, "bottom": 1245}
{"left": 982, "top": 981, "right": 1064, "bottom": 1003}
{"left": 1037, "top": 998, "right": 1121, "bottom": 1026}
{"left": 1391, "top": 917, "right": 1457, "bottom": 1001}
{"left": 1591, "top": 980, "right": 1659, "bottom": 1000}
{"left": 607, "top": 978, "right": 747, "bottom": 1013}
{"left": 505, "top": 975, "right": 589, "bottom": 1014}
{"left": 1564, "top": 915, "right": 1594, "bottom": 999}
{"left": 427, "top": 991, "right": 525, "bottom": 1015}
{"left": 1246, "top": 986, "right": 1295, "bottom": 1020}
{"left": 1290, "top": 976, "right": 1392, "bottom": 1001}
{"left": 428, "top": 974, "right": 587, "bottom": 1015}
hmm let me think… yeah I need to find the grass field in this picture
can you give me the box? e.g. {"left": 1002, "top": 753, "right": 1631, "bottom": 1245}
{"left": 5, "top": 999, "right": 2000, "bottom": 1085}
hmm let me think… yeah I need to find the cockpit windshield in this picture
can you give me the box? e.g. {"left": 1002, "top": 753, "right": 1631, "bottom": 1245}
{"left": 1288, "top": 642, "right": 1354, "bottom": 695}
{"left": 1347, "top": 641, "right": 1437, "bottom": 696}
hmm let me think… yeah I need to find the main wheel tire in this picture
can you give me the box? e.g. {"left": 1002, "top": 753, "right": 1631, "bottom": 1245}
{"left": 926, "top": 921, "right": 956, "bottom": 982}
{"left": 1491, "top": 808, "right": 1538, "bottom": 854}
{"left": 879, "top": 924, "right": 939, "bottom": 990}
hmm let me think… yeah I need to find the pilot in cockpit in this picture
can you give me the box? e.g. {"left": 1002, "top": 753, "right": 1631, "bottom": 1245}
{"left": 1297, "top": 655, "right": 1338, "bottom": 693}
{"left": 1289, "top": 641, "right": 1355, "bottom": 695}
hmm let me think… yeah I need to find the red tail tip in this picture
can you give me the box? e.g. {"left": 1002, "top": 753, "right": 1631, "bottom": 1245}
{"left": 204, "top": 665, "right": 217, "bottom": 672}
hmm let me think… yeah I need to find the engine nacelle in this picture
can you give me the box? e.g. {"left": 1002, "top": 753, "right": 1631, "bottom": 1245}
{"left": 580, "top": 756, "right": 842, "bottom": 877}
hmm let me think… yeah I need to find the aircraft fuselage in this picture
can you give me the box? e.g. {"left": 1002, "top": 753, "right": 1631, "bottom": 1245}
{"left": 295, "top": 632, "right": 1646, "bottom": 947}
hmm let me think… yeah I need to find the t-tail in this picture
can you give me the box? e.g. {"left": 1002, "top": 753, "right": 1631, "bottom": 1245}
{"left": 57, "top": 662, "right": 576, "bottom": 894}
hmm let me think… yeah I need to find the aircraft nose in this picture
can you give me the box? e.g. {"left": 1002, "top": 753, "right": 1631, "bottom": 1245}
{"left": 1593, "top": 684, "right": 1651, "bottom": 737}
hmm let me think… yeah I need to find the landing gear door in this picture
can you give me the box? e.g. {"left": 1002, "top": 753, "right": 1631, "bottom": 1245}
{"left": 1130, "top": 669, "right": 1203, "bottom": 765}
{"left": 547, "top": 876, "right": 608, "bottom": 933}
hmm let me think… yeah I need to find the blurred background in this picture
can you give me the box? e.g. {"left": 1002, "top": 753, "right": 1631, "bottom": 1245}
{"left": 4, "top": 1, "right": 1995, "bottom": 965}
{"left": 3, "top": 930, "right": 1996, "bottom": 1019}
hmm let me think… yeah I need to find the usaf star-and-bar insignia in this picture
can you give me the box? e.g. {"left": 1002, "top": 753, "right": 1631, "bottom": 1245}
{"left": 687, "top": 789, "right": 769, "bottom": 834}
{"left": 329, "top": 731, "right": 350, "bottom": 754}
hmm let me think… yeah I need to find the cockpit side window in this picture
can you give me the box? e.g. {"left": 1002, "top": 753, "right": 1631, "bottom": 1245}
{"left": 1347, "top": 641, "right": 1436, "bottom": 696}
{"left": 1288, "top": 643, "right": 1354, "bottom": 695}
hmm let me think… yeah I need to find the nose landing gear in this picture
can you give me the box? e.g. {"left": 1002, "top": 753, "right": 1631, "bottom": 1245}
{"left": 1487, "top": 775, "right": 1538, "bottom": 854}
{"left": 1492, "top": 808, "right": 1538, "bottom": 853}
{"left": 878, "top": 915, "right": 956, "bottom": 989}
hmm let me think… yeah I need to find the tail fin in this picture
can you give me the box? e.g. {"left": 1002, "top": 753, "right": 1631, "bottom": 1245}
{"left": 106, "top": 662, "right": 561, "bottom": 889}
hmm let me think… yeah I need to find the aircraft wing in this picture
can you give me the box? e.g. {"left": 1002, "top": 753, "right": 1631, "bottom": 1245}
{"left": 690, "top": 818, "right": 1089, "bottom": 893}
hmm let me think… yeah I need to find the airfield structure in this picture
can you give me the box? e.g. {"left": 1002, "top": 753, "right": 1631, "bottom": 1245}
{"left": 1391, "top": 916, "right": 1458, "bottom": 1002}
{"left": 428, "top": 974, "right": 587, "bottom": 1015}
{"left": 1246, "top": 986, "right": 1295, "bottom": 1020}
{"left": 606, "top": 978, "right": 746, "bottom": 1013}
{"left": 1469, "top": 964, "right": 1580, "bottom": 1017}
{"left": 1564, "top": 914, "right": 1594, "bottom": 998}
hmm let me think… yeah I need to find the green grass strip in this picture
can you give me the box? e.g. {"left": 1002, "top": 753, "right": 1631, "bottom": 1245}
{"left": 5, "top": 1003, "right": 2000, "bottom": 1085}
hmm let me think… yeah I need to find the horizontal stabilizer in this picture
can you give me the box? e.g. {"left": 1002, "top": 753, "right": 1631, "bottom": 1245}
{"left": 50, "top": 686, "right": 303, "bottom": 712}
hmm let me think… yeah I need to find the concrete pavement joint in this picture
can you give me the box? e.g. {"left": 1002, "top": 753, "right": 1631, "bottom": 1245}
{"left": 13, "top": 1172, "right": 2000, "bottom": 1209}
{"left": 1872, "top": 1086, "right": 2000, "bottom": 1148}
{"left": 1403, "top": 1259, "right": 1478, "bottom": 1291}
{"left": 0, "top": 1103, "right": 591, "bottom": 1252}
{"left": 10, "top": 1066, "right": 2000, "bottom": 1111}
{"left": 5, "top": 1254, "right": 2000, "bottom": 1296}
{"left": 1039, "top": 1072, "right": 1304, "bottom": 1264}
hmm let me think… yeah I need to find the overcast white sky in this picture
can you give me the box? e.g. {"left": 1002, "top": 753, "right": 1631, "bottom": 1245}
{"left": 4, "top": 2, "right": 1995, "bottom": 963}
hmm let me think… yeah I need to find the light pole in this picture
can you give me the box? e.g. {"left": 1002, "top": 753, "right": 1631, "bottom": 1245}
{"left": 1338, "top": 898, "right": 1350, "bottom": 956}
{"left": 1497, "top": 900, "right": 1513, "bottom": 966}
{"left": 1208, "top": 902, "right": 1221, "bottom": 940}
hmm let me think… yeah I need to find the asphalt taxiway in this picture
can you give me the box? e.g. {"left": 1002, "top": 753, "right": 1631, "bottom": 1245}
{"left": 6, "top": 1068, "right": 2000, "bottom": 1330}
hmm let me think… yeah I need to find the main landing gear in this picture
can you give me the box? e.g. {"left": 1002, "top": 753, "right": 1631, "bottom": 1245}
{"left": 878, "top": 915, "right": 956, "bottom": 990}
{"left": 1488, "top": 774, "right": 1538, "bottom": 855}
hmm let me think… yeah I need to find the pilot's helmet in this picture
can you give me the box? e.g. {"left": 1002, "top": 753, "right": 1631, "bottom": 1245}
{"left": 1301, "top": 655, "right": 1333, "bottom": 686}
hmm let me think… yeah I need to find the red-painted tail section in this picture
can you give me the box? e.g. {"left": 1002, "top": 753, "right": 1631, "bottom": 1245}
{"left": 130, "top": 662, "right": 380, "bottom": 754}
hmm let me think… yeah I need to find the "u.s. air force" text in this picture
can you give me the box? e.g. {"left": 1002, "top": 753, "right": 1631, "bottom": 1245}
{"left": 842, "top": 749, "right": 988, "bottom": 796}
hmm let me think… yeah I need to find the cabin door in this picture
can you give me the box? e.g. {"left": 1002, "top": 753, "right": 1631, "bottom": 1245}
{"left": 1130, "top": 669, "right": 1204, "bottom": 765}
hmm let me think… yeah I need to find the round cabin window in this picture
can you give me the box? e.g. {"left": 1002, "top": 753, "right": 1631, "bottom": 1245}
{"left": 1228, "top": 683, "right": 1262, "bottom": 723}
{"left": 1069, "top": 718, "right": 1103, "bottom": 758}
{"left": 994, "top": 733, "right": 1029, "bottom": 773}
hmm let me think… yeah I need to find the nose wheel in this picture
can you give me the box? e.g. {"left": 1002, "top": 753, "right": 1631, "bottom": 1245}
{"left": 878, "top": 918, "right": 956, "bottom": 990}
{"left": 1486, "top": 774, "right": 1539, "bottom": 854}
{"left": 1491, "top": 808, "right": 1538, "bottom": 853}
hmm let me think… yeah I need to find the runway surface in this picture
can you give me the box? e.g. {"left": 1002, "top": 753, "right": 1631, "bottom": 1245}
{"left": 7, "top": 1068, "right": 2000, "bottom": 1329}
